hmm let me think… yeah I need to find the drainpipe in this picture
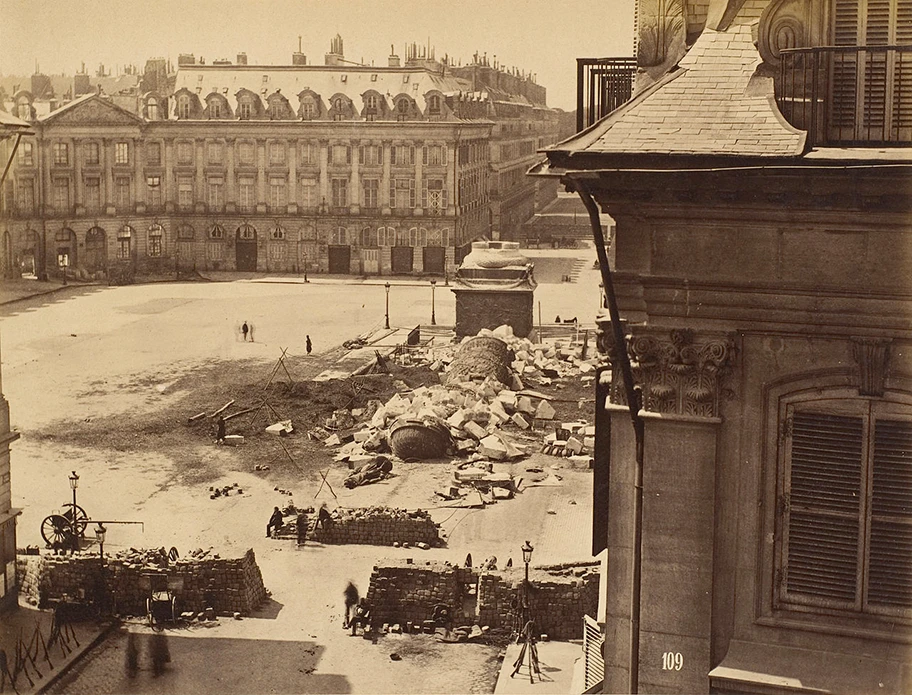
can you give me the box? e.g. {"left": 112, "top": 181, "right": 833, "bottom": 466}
{"left": 569, "top": 178, "right": 644, "bottom": 695}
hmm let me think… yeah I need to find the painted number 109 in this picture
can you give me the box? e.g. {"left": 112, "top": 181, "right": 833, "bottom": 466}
{"left": 662, "top": 652, "right": 684, "bottom": 671}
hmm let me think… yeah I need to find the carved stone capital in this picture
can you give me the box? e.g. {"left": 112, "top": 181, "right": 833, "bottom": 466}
{"left": 852, "top": 337, "right": 892, "bottom": 397}
{"left": 597, "top": 324, "right": 737, "bottom": 418}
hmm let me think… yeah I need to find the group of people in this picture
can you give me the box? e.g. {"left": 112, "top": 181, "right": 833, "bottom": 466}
{"left": 343, "top": 582, "right": 371, "bottom": 636}
{"left": 266, "top": 502, "right": 333, "bottom": 538}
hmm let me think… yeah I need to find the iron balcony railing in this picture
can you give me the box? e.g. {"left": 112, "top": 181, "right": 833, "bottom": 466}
{"left": 577, "top": 57, "right": 637, "bottom": 132}
{"left": 778, "top": 45, "right": 912, "bottom": 146}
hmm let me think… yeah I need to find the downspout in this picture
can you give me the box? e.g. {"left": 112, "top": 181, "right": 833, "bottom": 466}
{"left": 569, "top": 178, "right": 645, "bottom": 695}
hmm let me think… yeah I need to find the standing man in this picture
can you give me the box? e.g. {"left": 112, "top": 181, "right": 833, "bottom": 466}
{"left": 266, "top": 506, "right": 284, "bottom": 537}
{"left": 242, "top": 322, "right": 249, "bottom": 342}
{"left": 215, "top": 416, "right": 226, "bottom": 444}
{"left": 343, "top": 582, "right": 359, "bottom": 629}
{"left": 306, "top": 335, "right": 312, "bottom": 355}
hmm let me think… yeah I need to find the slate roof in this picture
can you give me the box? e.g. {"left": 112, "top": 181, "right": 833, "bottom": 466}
{"left": 551, "top": 23, "right": 806, "bottom": 159}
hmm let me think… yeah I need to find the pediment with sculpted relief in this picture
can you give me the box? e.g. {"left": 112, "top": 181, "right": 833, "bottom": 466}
{"left": 43, "top": 95, "right": 143, "bottom": 126}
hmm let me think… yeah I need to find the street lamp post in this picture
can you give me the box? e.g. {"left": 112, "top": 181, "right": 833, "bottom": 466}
{"left": 68, "top": 471, "right": 79, "bottom": 553}
{"left": 384, "top": 282, "right": 391, "bottom": 330}
{"left": 511, "top": 540, "right": 540, "bottom": 682}
{"left": 303, "top": 250, "right": 308, "bottom": 283}
{"left": 430, "top": 279, "right": 437, "bottom": 326}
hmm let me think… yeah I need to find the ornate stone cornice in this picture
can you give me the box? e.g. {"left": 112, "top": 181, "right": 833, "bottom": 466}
{"left": 596, "top": 321, "right": 736, "bottom": 418}
{"left": 757, "top": 0, "right": 809, "bottom": 67}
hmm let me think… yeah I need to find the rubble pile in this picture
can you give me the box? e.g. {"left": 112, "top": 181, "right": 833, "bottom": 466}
{"left": 17, "top": 548, "right": 267, "bottom": 617}
{"left": 307, "top": 506, "right": 441, "bottom": 547}
{"left": 365, "top": 559, "right": 599, "bottom": 640}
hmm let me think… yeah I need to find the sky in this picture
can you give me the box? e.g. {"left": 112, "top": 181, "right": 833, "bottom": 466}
{"left": 0, "top": 0, "right": 635, "bottom": 111}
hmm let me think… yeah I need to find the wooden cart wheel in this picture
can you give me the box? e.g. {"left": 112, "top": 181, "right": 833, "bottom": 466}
{"left": 61, "top": 503, "right": 89, "bottom": 536}
{"left": 41, "top": 514, "right": 73, "bottom": 547}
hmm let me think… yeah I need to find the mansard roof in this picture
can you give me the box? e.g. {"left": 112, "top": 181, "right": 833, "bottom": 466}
{"left": 546, "top": 22, "right": 806, "bottom": 162}
{"left": 170, "top": 64, "right": 518, "bottom": 120}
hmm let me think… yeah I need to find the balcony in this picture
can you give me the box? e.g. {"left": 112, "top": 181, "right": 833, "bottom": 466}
{"left": 576, "top": 57, "right": 637, "bottom": 132}
{"left": 777, "top": 45, "right": 912, "bottom": 146}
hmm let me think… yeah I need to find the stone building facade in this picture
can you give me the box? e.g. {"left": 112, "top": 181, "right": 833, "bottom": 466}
{"left": 0, "top": 39, "right": 563, "bottom": 279}
{"left": 539, "top": 1, "right": 912, "bottom": 693}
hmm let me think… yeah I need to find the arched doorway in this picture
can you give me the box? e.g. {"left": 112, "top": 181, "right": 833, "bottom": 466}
{"left": 236, "top": 224, "right": 257, "bottom": 271}
{"left": 55, "top": 228, "right": 77, "bottom": 275}
{"left": 21, "top": 229, "right": 40, "bottom": 276}
{"left": 85, "top": 226, "right": 107, "bottom": 272}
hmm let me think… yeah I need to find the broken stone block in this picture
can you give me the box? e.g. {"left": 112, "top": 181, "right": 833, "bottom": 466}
{"left": 566, "top": 437, "right": 584, "bottom": 455}
{"left": 489, "top": 399, "right": 510, "bottom": 423}
{"left": 517, "top": 396, "right": 536, "bottom": 414}
{"left": 463, "top": 421, "right": 487, "bottom": 440}
{"left": 535, "top": 400, "right": 557, "bottom": 420}
{"left": 456, "top": 439, "right": 477, "bottom": 452}
{"left": 511, "top": 413, "right": 530, "bottom": 429}
{"left": 353, "top": 429, "right": 373, "bottom": 443}
{"left": 479, "top": 435, "right": 507, "bottom": 460}
{"left": 265, "top": 420, "right": 294, "bottom": 435}
{"left": 447, "top": 409, "right": 469, "bottom": 428}
{"left": 584, "top": 436, "right": 595, "bottom": 450}
{"left": 324, "top": 433, "right": 342, "bottom": 447}
{"left": 511, "top": 374, "right": 524, "bottom": 391}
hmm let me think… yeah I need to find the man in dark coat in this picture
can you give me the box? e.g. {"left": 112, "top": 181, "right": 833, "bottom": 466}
{"left": 266, "top": 506, "right": 284, "bottom": 537}
{"left": 343, "top": 582, "right": 359, "bottom": 629}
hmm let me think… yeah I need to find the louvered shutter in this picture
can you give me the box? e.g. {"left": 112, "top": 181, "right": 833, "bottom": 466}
{"left": 892, "top": 1, "right": 912, "bottom": 130}
{"left": 785, "top": 411, "right": 863, "bottom": 604}
{"left": 868, "top": 418, "right": 912, "bottom": 608}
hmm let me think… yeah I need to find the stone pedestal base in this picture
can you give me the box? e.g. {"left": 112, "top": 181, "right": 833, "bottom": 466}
{"left": 451, "top": 287, "right": 534, "bottom": 338}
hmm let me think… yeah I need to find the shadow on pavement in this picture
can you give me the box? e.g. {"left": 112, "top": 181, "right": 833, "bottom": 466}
{"left": 48, "top": 628, "right": 351, "bottom": 694}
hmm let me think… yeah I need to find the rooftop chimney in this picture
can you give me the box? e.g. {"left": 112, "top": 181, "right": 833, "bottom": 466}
{"left": 236, "top": 52, "right": 248, "bottom": 65}
{"left": 177, "top": 53, "right": 196, "bottom": 66}
{"left": 325, "top": 34, "right": 344, "bottom": 66}
{"left": 292, "top": 52, "right": 307, "bottom": 66}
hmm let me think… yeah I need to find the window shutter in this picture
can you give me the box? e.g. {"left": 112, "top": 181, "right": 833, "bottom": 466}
{"left": 422, "top": 146, "right": 428, "bottom": 165}
{"left": 869, "top": 418, "right": 912, "bottom": 608}
{"left": 422, "top": 180, "right": 429, "bottom": 209}
{"left": 389, "top": 180, "right": 396, "bottom": 208}
{"left": 442, "top": 145, "right": 448, "bottom": 165}
{"left": 359, "top": 145, "right": 364, "bottom": 163}
{"left": 409, "top": 146, "right": 416, "bottom": 165}
{"left": 409, "top": 179, "right": 416, "bottom": 208}
{"left": 785, "top": 411, "right": 863, "bottom": 603}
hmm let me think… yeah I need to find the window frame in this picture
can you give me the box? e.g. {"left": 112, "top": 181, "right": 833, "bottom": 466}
{"left": 53, "top": 142, "right": 69, "bottom": 166}
{"left": 770, "top": 385, "right": 912, "bottom": 635}
{"left": 114, "top": 142, "right": 129, "bottom": 165}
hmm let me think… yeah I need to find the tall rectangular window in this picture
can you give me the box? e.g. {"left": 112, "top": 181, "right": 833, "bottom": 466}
{"left": 423, "top": 144, "right": 447, "bottom": 166}
{"left": 390, "top": 178, "right": 416, "bottom": 208}
{"left": 84, "top": 177, "right": 101, "bottom": 211}
{"left": 147, "top": 142, "right": 161, "bottom": 166}
{"left": 331, "top": 178, "right": 349, "bottom": 208}
{"left": 423, "top": 178, "right": 447, "bottom": 213}
{"left": 84, "top": 142, "right": 100, "bottom": 165}
{"left": 17, "top": 178, "right": 34, "bottom": 214}
{"left": 53, "top": 143, "right": 69, "bottom": 166}
{"left": 391, "top": 145, "right": 415, "bottom": 166}
{"left": 207, "top": 177, "right": 224, "bottom": 209}
{"left": 146, "top": 175, "right": 161, "bottom": 207}
{"left": 331, "top": 144, "right": 351, "bottom": 165}
{"left": 269, "top": 177, "right": 287, "bottom": 210}
{"left": 299, "top": 178, "right": 318, "bottom": 209}
{"left": 360, "top": 144, "right": 382, "bottom": 166}
{"left": 238, "top": 176, "right": 256, "bottom": 212}
{"left": 115, "top": 142, "right": 129, "bottom": 165}
{"left": 207, "top": 141, "right": 222, "bottom": 164}
{"left": 17, "top": 141, "right": 34, "bottom": 166}
{"left": 269, "top": 142, "right": 286, "bottom": 165}
{"left": 362, "top": 179, "right": 380, "bottom": 209}
{"left": 177, "top": 141, "right": 193, "bottom": 165}
{"left": 299, "top": 142, "right": 317, "bottom": 165}
{"left": 239, "top": 141, "right": 255, "bottom": 165}
{"left": 115, "top": 177, "right": 131, "bottom": 210}
{"left": 779, "top": 398, "right": 912, "bottom": 618}
{"left": 177, "top": 176, "right": 193, "bottom": 210}
{"left": 53, "top": 178, "right": 70, "bottom": 210}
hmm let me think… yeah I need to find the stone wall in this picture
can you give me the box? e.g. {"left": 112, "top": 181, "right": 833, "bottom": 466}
{"left": 306, "top": 507, "right": 441, "bottom": 547}
{"left": 17, "top": 548, "right": 267, "bottom": 616}
{"left": 366, "top": 559, "right": 598, "bottom": 640}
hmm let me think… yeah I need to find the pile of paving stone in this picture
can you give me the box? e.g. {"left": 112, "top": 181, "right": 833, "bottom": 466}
{"left": 365, "top": 558, "right": 599, "bottom": 640}
{"left": 307, "top": 506, "right": 441, "bottom": 547}
{"left": 17, "top": 548, "right": 267, "bottom": 617}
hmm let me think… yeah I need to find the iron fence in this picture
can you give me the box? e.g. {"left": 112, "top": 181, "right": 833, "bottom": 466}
{"left": 577, "top": 58, "right": 637, "bottom": 132}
